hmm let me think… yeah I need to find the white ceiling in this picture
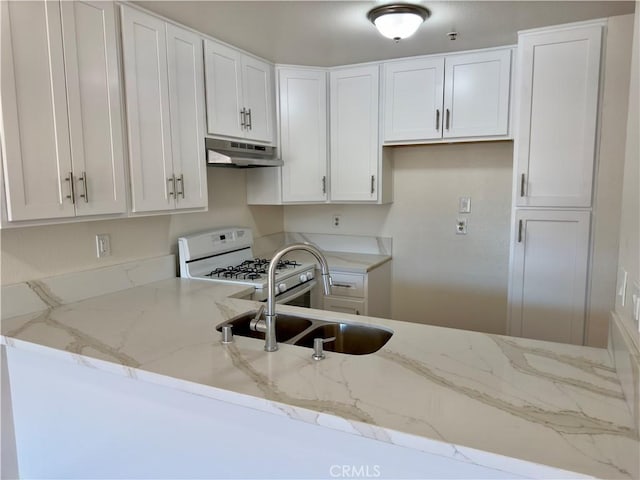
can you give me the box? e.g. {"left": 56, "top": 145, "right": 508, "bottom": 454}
{"left": 134, "top": 1, "right": 635, "bottom": 66}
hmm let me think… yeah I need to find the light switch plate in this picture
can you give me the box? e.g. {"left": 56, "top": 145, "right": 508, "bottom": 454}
{"left": 631, "top": 281, "right": 640, "bottom": 330}
{"left": 617, "top": 270, "right": 628, "bottom": 307}
{"left": 96, "top": 234, "right": 111, "bottom": 258}
{"left": 459, "top": 196, "right": 471, "bottom": 213}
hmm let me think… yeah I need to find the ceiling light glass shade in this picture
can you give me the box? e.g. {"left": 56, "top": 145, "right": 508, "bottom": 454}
{"left": 367, "top": 4, "right": 430, "bottom": 41}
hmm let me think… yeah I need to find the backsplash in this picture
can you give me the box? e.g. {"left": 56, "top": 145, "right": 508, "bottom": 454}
{"left": 254, "top": 232, "right": 391, "bottom": 257}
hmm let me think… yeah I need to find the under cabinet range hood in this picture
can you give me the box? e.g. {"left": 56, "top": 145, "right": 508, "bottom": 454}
{"left": 205, "top": 138, "right": 281, "bottom": 168}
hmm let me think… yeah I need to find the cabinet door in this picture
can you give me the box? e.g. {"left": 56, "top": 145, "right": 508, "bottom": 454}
{"left": 242, "top": 56, "right": 274, "bottom": 144}
{"left": 121, "top": 6, "right": 174, "bottom": 212}
{"left": 61, "top": 1, "right": 127, "bottom": 216}
{"left": 324, "top": 297, "right": 366, "bottom": 316}
{"left": 330, "top": 65, "right": 379, "bottom": 202}
{"left": 508, "top": 210, "right": 590, "bottom": 345}
{"left": 1, "top": 0, "right": 75, "bottom": 221}
{"left": 516, "top": 26, "right": 602, "bottom": 208}
{"left": 166, "top": 24, "right": 207, "bottom": 210}
{"left": 279, "top": 68, "right": 328, "bottom": 202}
{"left": 204, "top": 40, "right": 244, "bottom": 139}
{"left": 443, "top": 50, "right": 511, "bottom": 138}
{"left": 383, "top": 57, "right": 444, "bottom": 142}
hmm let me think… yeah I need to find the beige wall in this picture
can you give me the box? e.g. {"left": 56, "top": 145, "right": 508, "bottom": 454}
{"left": 0, "top": 169, "right": 284, "bottom": 285}
{"left": 614, "top": 5, "right": 640, "bottom": 351}
{"left": 285, "top": 141, "right": 514, "bottom": 335}
{"left": 587, "top": 14, "right": 634, "bottom": 346}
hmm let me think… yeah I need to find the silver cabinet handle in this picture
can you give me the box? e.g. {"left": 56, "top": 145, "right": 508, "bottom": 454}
{"left": 322, "top": 175, "right": 326, "bottom": 195}
{"left": 167, "top": 176, "right": 176, "bottom": 198}
{"left": 246, "top": 108, "right": 252, "bottom": 130}
{"left": 240, "top": 108, "right": 246, "bottom": 128}
{"left": 445, "top": 109, "right": 450, "bottom": 130}
{"left": 64, "top": 172, "right": 75, "bottom": 203}
{"left": 518, "top": 219, "right": 523, "bottom": 243}
{"left": 175, "top": 174, "right": 185, "bottom": 199}
{"left": 332, "top": 283, "right": 353, "bottom": 288}
{"left": 77, "top": 171, "right": 89, "bottom": 203}
{"left": 370, "top": 175, "right": 375, "bottom": 195}
{"left": 435, "top": 109, "right": 440, "bottom": 131}
{"left": 520, "top": 173, "right": 526, "bottom": 197}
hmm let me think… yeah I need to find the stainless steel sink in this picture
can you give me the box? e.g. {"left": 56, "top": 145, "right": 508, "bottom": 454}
{"left": 216, "top": 311, "right": 312, "bottom": 342}
{"left": 216, "top": 311, "right": 393, "bottom": 355}
{"left": 294, "top": 323, "right": 392, "bottom": 355}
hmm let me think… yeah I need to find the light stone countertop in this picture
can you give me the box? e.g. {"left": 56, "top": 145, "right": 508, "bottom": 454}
{"left": 2, "top": 278, "right": 638, "bottom": 479}
{"left": 285, "top": 250, "right": 392, "bottom": 273}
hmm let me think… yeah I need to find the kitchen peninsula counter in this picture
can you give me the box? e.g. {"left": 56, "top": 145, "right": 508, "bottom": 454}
{"left": 2, "top": 277, "right": 638, "bottom": 479}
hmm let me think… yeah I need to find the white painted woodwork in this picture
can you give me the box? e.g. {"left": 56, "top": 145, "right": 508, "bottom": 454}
{"left": 1, "top": 0, "right": 127, "bottom": 222}
{"left": 323, "top": 296, "right": 366, "bottom": 316}
{"left": 121, "top": 6, "right": 207, "bottom": 213}
{"left": 383, "top": 57, "right": 444, "bottom": 142}
{"left": 516, "top": 25, "right": 602, "bottom": 207}
{"left": 61, "top": 1, "right": 127, "bottom": 216}
{"left": 166, "top": 24, "right": 207, "bottom": 210}
{"left": 242, "top": 56, "right": 274, "bottom": 143}
{"left": 443, "top": 50, "right": 512, "bottom": 138}
{"left": 330, "top": 65, "right": 379, "bottom": 202}
{"left": 121, "top": 6, "right": 173, "bottom": 212}
{"left": 279, "top": 68, "right": 328, "bottom": 203}
{"left": 1, "top": 0, "right": 75, "bottom": 221}
{"left": 509, "top": 210, "right": 590, "bottom": 345}
{"left": 328, "top": 272, "right": 365, "bottom": 298}
{"left": 204, "top": 41, "right": 274, "bottom": 144}
{"left": 203, "top": 40, "right": 244, "bottom": 139}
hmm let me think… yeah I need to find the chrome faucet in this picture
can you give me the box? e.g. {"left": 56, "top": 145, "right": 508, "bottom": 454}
{"left": 264, "top": 243, "right": 332, "bottom": 352}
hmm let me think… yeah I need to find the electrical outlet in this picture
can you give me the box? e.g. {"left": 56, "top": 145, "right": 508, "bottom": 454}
{"left": 459, "top": 196, "right": 471, "bottom": 213}
{"left": 332, "top": 214, "right": 341, "bottom": 229}
{"left": 456, "top": 218, "right": 467, "bottom": 235}
{"left": 631, "top": 281, "right": 640, "bottom": 331}
{"left": 96, "top": 234, "right": 111, "bottom": 258}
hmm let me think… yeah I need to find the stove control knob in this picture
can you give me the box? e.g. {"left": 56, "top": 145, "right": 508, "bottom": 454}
{"left": 278, "top": 283, "right": 287, "bottom": 293}
{"left": 299, "top": 273, "right": 308, "bottom": 282}
{"left": 307, "top": 270, "right": 314, "bottom": 280}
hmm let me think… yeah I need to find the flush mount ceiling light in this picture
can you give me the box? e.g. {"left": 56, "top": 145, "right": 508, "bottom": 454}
{"left": 367, "top": 3, "right": 431, "bottom": 42}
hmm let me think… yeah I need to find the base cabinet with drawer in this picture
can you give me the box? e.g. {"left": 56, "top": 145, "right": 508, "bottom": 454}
{"left": 322, "top": 261, "right": 391, "bottom": 319}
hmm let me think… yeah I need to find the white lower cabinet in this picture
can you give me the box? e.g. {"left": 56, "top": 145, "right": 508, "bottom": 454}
{"left": 508, "top": 210, "right": 590, "bottom": 345}
{"left": 121, "top": 6, "right": 207, "bottom": 213}
{"left": 1, "top": 0, "right": 126, "bottom": 222}
{"left": 323, "top": 262, "right": 391, "bottom": 319}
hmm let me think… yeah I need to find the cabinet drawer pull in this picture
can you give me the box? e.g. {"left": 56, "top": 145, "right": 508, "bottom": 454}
{"left": 322, "top": 175, "right": 326, "bottom": 195}
{"left": 78, "top": 171, "right": 89, "bottom": 203}
{"left": 332, "top": 283, "right": 353, "bottom": 289}
{"left": 64, "top": 172, "right": 75, "bottom": 204}
{"left": 176, "top": 174, "right": 185, "bottom": 199}
{"left": 445, "top": 108, "right": 450, "bottom": 130}
{"left": 370, "top": 175, "right": 375, "bottom": 195}
{"left": 167, "top": 176, "right": 176, "bottom": 198}
{"left": 246, "top": 108, "right": 252, "bottom": 130}
{"left": 435, "top": 109, "right": 440, "bottom": 131}
{"left": 518, "top": 219, "right": 523, "bottom": 243}
{"left": 520, "top": 173, "right": 526, "bottom": 197}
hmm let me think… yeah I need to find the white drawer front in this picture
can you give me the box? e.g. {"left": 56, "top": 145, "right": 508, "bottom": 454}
{"left": 329, "top": 272, "right": 365, "bottom": 298}
{"left": 324, "top": 296, "right": 366, "bottom": 316}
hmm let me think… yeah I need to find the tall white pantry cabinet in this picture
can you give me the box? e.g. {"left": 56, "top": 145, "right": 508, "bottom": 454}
{"left": 508, "top": 21, "right": 604, "bottom": 345}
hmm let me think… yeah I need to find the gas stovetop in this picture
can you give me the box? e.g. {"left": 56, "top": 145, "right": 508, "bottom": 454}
{"left": 177, "top": 228, "right": 316, "bottom": 292}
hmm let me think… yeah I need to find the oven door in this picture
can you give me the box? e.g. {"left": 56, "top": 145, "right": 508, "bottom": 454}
{"left": 269, "top": 280, "right": 317, "bottom": 308}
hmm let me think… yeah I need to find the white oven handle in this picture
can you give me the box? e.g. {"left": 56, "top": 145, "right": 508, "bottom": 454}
{"left": 273, "top": 280, "right": 317, "bottom": 304}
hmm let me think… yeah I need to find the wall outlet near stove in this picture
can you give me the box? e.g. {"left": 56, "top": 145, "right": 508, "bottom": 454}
{"left": 456, "top": 218, "right": 467, "bottom": 235}
{"left": 631, "top": 281, "right": 640, "bottom": 331}
{"left": 332, "top": 214, "right": 341, "bottom": 229}
{"left": 96, "top": 234, "right": 111, "bottom": 258}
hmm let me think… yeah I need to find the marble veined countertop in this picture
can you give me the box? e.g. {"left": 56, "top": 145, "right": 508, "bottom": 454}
{"left": 2, "top": 278, "right": 638, "bottom": 479}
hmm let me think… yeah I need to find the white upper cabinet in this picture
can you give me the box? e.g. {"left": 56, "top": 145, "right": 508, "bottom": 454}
{"left": 383, "top": 57, "right": 444, "bottom": 142}
{"left": 515, "top": 25, "right": 602, "bottom": 208}
{"left": 1, "top": 0, "right": 126, "bottom": 222}
{"left": 330, "top": 65, "right": 380, "bottom": 202}
{"left": 204, "top": 40, "right": 275, "bottom": 144}
{"left": 443, "top": 49, "right": 511, "bottom": 138}
{"left": 121, "top": 5, "right": 207, "bottom": 213}
{"left": 382, "top": 48, "right": 512, "bottom": 144}
{"left": 279, "top": 68, "right": 328, "bottom": 203}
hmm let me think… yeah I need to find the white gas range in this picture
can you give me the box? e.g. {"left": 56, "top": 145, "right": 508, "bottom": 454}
{"left": 178, "top": 227, "right": 317, "bottom": 304}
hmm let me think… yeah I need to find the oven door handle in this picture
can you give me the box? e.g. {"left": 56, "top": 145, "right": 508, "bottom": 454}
{"left": 272, "top": 280, "right": 317, "bottom": 305}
